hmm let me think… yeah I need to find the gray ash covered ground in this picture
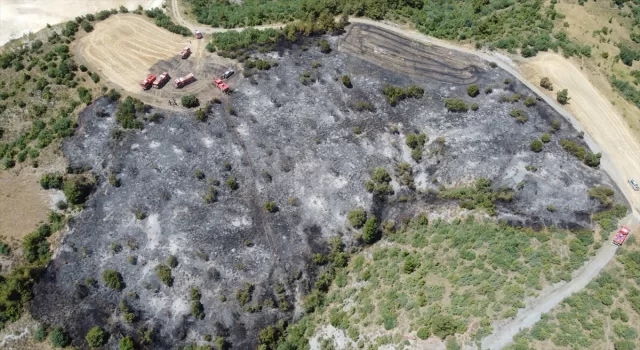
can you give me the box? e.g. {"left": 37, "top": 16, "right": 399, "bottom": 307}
{"left": 30, "top": 24, "right": 625, "bottom": 349}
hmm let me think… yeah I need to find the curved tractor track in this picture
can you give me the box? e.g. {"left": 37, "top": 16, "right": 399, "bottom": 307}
{"left": 170, "top": 3, "right": 640, "bottom": 349}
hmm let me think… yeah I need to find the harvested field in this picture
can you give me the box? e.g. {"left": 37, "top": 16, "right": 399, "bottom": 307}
{"left": 0, "top": 0, "right": 162, "bottom": 46}
{"left": 72, "top": 14, "right": 239, "bottom": 108}
{"left": 339, "top": 24, "right": 484, "bottom": 85}
{"left": 0, "top": 170, "right": 50, "bottom": 241}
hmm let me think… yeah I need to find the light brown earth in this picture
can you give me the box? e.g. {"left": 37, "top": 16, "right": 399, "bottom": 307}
{"left": 0, "top": 0, "right": 163, "bottom": 46}
{"left": 72, "top": 14, "right": 239, "bottom": 109}
{"left": 0, "top": 170, "right": 50, "bottom": 242}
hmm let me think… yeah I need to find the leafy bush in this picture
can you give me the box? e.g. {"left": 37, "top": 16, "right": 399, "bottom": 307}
{"left": 530, "top": 139, "right": 543, "bottom": 152}
{"left": 102, "top": 269, "right": 124, "bottom": 291}
{"left": 589, "top": 186, "right": 614, "bottom": 206}
{"left": 439, "top": 178, "right": 513, "bottom": 216}
{"left": 466, "top": 84, "right": 479, "bottom": 97}
{"left": 318, "top": 39, "right": 331, "bottom": 53}
{"left": 156, "top": 264, "right": 173, "bottom": 286}
{"left": 49, "top": 327, "right": 70, "bottom": 348}
{"left": 181, "top": 94, "right": 199, "bottom": 108}
{"left": 510, "top": 109, "right": 528, "bottom": 123}
{"left": 342, "top": 75, "right": 352, "bottom": 88}
{"left": 444, "top": 98, "right": 468, "bottom": 112}
{"left": 347, "top": 208, "right": 367, "bottom": 228}
{"left": 524, "top": 96, "right": 537, "bottom": 106}
{"left": 364, "top": 168, "right": 393, "bottom": 195}
{"left": 540, "top": 77, "right": 553, "bottom": 90}
{"left": 116, "top": 96, "right": 144, "bottom": 129}
{"left": 85, "top": 326, "right": 107, "bottom": 347}
{"left": 77, "top": 86, "right": 92, "bottom": 105}
{"left": 40, "top": 173, "right": 64, "bottom": 189}
{"left": 264, "top": 201, "right": 278, "bottom": 213}
{"left": 557, "top": 89, "right": 570, "bottom": 104}
{"left": 382, "top": 84, "right": 424, "bottom": 106}
{"left": 541, "top": 133, "right": 551, "bottom": 143}
{"left": 119, "top": 336, "right": 135, "bottom": 350}
{"left": 63, "top": 176, "right": 95, "bottom": 205}
{"left": 362, "top": 217, "right": 378, "bottom": 244}
{"left": 226, "top": 176, "right": 238, "bottom": 190}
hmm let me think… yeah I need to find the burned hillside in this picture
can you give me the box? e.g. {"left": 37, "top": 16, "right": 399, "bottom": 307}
{"left": 29, "top": 24, "right": 625, "bottom": 349}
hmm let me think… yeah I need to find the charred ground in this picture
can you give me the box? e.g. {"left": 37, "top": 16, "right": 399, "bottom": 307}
{"left": 29, "top": 24, "right": 625, "bottom": 349}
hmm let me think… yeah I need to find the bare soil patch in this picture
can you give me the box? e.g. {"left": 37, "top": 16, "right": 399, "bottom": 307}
{"left": 0, "top": 170, "right": 50, "bottom": 241}
{"left": 72, "top": 14, "right": 239, "bottom": 109}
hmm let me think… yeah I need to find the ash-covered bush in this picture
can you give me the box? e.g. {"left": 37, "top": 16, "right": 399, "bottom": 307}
{"left": 156, "top": 264, "right": 173, "bottom": 286}
{"left": 466, "top": 84, "right": 479, "bottom": 97}
{"left": 530, "top": 139, "right": 544, "bottom": 153}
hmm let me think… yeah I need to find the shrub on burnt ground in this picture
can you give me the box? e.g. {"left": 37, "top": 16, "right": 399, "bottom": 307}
{"left": 156, "top": 264, "right": 173, "bottom": 287}
{"left": 102, "top": 269, "right": 124, "bottom": 291}
{"left": 119, "top": 336, "right": 135, "bottom": 350}
{"left": 264, "top": 201, "right": 278, "bottom": 213}
{"left": 107, "top": 88, "right": 121, "bottom": 102}
{"left": 190, "top": 288, "right": 205, "bottom": 319}
{"left": 226, "top": 176, "right": 238, "bottom": 190}
{"left": 364, "top": 168, "right": 393, "bottom": 195}
{"left": 195, "top": 108, "right": 206, "bottom": 121}
{"left": 235, "top": 282, "right": 254, "bottom": 306}
{"left": 181, "top": 94, "right": 200, "bottom": 108}
{"left": 382, "top": 84, "right": 424, "bottom": 106}
{"left": 560, "top": 139, "right": 601, "bottom": 167}
{"left": 510, "top": 109, "right": 528, "bottom": 123}
{"left": 40, "top": 173, "right": 63, "bottom": 189}
{"left": 342, "top": 75, "right": 352, "bottom": 88}
{"left": 471, "top": 103, "right": 479, "bottom": 111}
{"left": 203, "top": 186, "right": 217, "bottom": 203}
{"left": 49, "top": 327, "right": 70, "bottom": 348}
{"left": 318, "top": 39, "right": 331, "bottom": 53}
{"left": 589, "top": 186, "right": 615, "bottom": 206}
{"left": 63, "top": 175, "right": 95, "bottom": 205}
{"left": 541, "top": 133, "right": 551, "bottom": 143}
{"left": 524, "top": 96, "right": 537, "bottom": 106}
{"left": 348, "top": 208, "right": 367, "bottom": 228}
{"left": 466, "top": 84, "right": 479, "bottom": 97}
{"left": 116, "top": 96, "right": 144, "bottom": 129}
{"left": 405, "top": 132, "right": 427, "bottom": 149}
{"left": 167, "top": 255, "right": 178, "bottom": 268}
{"left": 85, "top": 326, "right": 107, "bottom": 347}
{"left": 444, "top": 97, "right": 468, "bottom": 112}
{"left": 351, "top": 100, "right": 375, "bottom": 112}
{"left": 439, "top": 178, "right": 514, "bottom": 216}
{"left": 530, "top": 139, "right": 543, "bottom": 152}
{"left": 361, "top": 217, "right": 379, "bottom": 244}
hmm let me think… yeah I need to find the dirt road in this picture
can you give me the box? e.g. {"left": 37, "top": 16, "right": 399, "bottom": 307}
{"left": 0, "top": 0, "right": 163, "bottom": 46}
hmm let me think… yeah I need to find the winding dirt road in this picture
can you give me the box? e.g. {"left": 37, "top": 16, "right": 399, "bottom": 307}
{"left": 169, "top": 4, "right": 640, "bottom": 349}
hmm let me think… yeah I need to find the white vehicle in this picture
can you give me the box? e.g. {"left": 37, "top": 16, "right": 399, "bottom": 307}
{"left": 222, "top": 70, "right": 235, "bottom": 79}
{"left": 630, "top": 178, "right": 640, "bottom": 191}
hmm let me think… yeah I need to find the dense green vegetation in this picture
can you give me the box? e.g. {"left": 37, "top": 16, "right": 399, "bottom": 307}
{"left": 273, "top": 215, "right": 603, "bottom": 349}
{"left": 191, "top": 0, "right": 590, "bottom": 59}
{"left": 438, "top": 178, "right": 514, "bottom": 216}
{"left": 381, "top": 84, "right": 424, "bottom": 106}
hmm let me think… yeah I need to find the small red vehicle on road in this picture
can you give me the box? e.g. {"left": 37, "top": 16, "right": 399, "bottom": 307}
{"left": 195, "top": 29, "right": 203, "bottom": 39}
{"left": 613, "top": 225, "right": 631, "bottom": 246}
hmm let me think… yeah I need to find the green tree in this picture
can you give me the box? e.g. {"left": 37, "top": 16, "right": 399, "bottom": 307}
{"left": 49, "top": 327, "right": 70, "bottom": 348}
{"left": 181, "top": 94, "right": 199, "bottom": 108}
{"left": 119, "top": 336, "right": 135, "bottom": 350}
{"left": 102, "top": 269, "right": 124, "bottom": 290}
{"left": 85, "top": 326, "right": 107, "bottom": 347}
{"left": 530, "top": 139, "right": 544, "bottom": 153}
{"left": 362, "top": 217, "right": 378, "bottom": 244}
{"left": 347, "top": 208, "right": 367, "bottom": 228}
{"left": 466, "top": 84, "right": 479, "bottom": 97}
